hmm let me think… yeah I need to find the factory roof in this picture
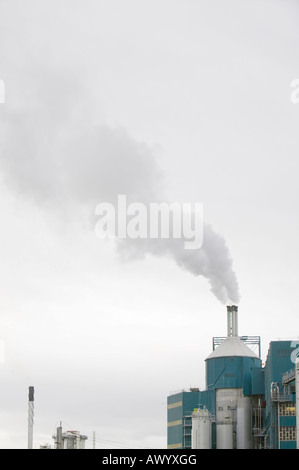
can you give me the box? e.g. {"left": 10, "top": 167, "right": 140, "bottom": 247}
{"left": 205, "top": 336, "right": 259, "bottom": 360}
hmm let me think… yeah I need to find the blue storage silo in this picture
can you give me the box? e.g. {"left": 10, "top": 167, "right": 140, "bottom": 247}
{"left": 204, "top": 306, "right": 262, "bottom": 448}
{"left": 206, "top": 336, "right": 261, "bottom": 393}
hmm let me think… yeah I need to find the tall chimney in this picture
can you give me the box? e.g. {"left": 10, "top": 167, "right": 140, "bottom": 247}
{"left": 28, "top": 386, "right": 34, "bottom": 449}
{"left": 56, "top": 423, "right": 63, "bottom": 449}
{"left": 227, "top": 305, "right": 238, "bottom": 337}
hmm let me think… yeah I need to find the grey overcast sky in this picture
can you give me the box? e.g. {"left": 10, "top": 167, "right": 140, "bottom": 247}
{"left": 0, "top": 0, "right": 299, "bottom": 449}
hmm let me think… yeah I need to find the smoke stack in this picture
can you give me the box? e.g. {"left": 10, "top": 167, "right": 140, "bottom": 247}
{"left": 56, "top": 423, "right": 63, "bottom": 449}
{"left": 227, "top": 305, "right": 238, "bottom": 337}
{"left": 28, "top": 386, "right": 34, "bottom": 449}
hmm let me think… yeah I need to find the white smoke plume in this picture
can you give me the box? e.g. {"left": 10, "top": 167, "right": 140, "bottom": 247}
{"left": 116, "top": 228, "right": 240, "bottom": 304}
{"left": 0, "top": 72, "right": 239, "bottom": 304}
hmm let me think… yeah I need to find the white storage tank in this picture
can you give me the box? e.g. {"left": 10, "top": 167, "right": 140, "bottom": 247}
{"left": 215, "top": 388, "right": 253, "bottom": 449}
{"left": 236, "top": 397, "right": 252, "bottom": 449}
{"left": 216, "top": 420, "right": 233, "bottom": 449}
{"left": 191, "top": 408, "right": 212, "bottom": 449}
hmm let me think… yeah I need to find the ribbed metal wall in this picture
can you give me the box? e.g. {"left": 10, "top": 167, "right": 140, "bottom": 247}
{"left": 167, "top": 391, "right": 200, "bottom": 449}
{"left": 206, "top": 355, "right": 261, "bottom": 393}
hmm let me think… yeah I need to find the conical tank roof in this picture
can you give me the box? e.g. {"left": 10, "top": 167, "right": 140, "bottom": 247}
{"left": 205, "top": 336, "right": 259, "bottom": 360}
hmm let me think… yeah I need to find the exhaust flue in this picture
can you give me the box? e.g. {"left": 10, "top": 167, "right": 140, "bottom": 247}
{"left": 227, "top": 305, "right": 238, "bottom": 337}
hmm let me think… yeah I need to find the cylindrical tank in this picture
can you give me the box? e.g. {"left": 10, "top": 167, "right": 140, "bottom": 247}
{"left": 216, "top": 420, "right": 233, "bottom": 449}
{"left": 236, "top": 397, "right": 252, "bottom": 449}
{"left": 191, "top": 409, "right": 212, "bottom": 449}
{"left": 215, "top": 388, "right": 239, "bottom": 449}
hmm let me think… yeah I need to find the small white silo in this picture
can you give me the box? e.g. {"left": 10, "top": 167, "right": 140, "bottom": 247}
{"left": 236, "top": 396, "right": 252, "bottom": 449}
{"left": 216, "top": 418, "right": 234, "bottom": 449}
{"left": 191, "top": 408, "right": 212, "bottom": 449}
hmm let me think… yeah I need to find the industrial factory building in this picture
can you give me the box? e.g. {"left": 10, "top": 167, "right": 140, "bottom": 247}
{"left": 167, "top": 306, "right": 298, "bottom": 449}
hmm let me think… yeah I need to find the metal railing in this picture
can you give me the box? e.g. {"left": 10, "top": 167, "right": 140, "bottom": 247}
{"left": 271, "top": 392, "right": 293, "bottom": 402}
{"left": 282, "top": 369, "right": 295, "bottom": 385}
{"left": 212, "top": 335, "right": 261, "bottom": 358}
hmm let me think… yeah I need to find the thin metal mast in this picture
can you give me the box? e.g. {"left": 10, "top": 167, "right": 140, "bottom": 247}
{"left": 28, "top": 386, "right": 34, "bottom": 449}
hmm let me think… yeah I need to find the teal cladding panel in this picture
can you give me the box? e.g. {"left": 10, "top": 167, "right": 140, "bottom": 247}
{"left": 167, "top": 393, "right": 183, "bottom": 406}
{"left": 206, "top": 356, "right": 261, "bottom": 394}
{"left": 251, "top": 367, "right": 265, "bottom": 395}
{"left": 167, "top": 391, "right": 200, "bottom": 449}
{"left": 167, "top": 425, "right": 182, "bottom": 446}
{"left": 280, "top": 416, "right": 296, "bottom": 427}
{"left": 198, "top": 389, "right": 216, "bottom": 417}
{"left": 168, "top": 406, "right": 183, "bottom": 422}
{"left": 280, "top": 441, "right": 296, "bottom": 449}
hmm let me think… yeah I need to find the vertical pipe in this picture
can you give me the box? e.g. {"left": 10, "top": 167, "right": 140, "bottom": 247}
{"left": 56, "top": 424, "right": 63, "bottom": 449}
{"left": 227, "top": 306, "right": 238, "bottom": 337}
{"left": 227, "top": 306, "right": 232, "bottom": 337}
{"left": 28, "top": 386, "right": 34, "bottom": 449}
{"left": 75, "top": 431, "right": 81, "bottom": 449}
{"left": 232, "top": 306, "right": 238, "bottom": 337}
